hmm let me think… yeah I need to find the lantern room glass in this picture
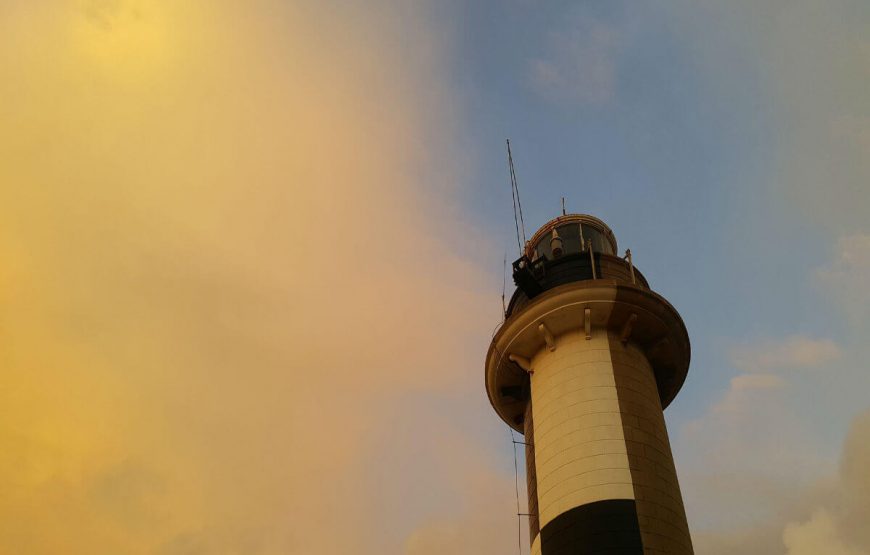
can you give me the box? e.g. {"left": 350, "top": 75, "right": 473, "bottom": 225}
{"left": 532, "top": 223, "right": 614, "bottom": 260}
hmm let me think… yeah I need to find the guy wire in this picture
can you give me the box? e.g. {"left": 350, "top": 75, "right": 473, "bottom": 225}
{"left": 507, "top": 139, "right": 523, "bottom": 255}
{"left": 507, "top": 139, "right": 527, "bottom": 246}
{"left": 510, "top": 427, "right": 522, "bottom": 555}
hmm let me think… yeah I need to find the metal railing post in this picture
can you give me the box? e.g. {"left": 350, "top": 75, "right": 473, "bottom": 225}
{"left": 625, "top": 249, "right": 636, "bottom": 284}
{"left": 588, "top": 239, "right": 597, "bottom": 279}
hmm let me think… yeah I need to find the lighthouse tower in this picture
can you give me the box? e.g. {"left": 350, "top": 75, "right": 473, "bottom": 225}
{"left": 486, "top": 214, "right": 694, "bottom": 554}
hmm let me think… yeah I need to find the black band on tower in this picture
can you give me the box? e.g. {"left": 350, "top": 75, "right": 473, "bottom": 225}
{"left": 539, "top": 500, "right": 643, "bottom": 554}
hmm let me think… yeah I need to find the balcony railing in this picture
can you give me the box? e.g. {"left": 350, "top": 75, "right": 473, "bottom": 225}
{"left": 505, "top": 249, "right": 649, "bottom": 318}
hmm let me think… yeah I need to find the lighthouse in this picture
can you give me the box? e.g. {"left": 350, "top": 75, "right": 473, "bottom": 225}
{"left": 486, "top": 214, "right": 694, "bottom": 554}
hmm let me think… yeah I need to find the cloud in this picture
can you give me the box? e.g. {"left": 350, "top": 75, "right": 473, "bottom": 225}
{"left": 730, "top": 373, "right": 786, "bottom": 391}
{"left": 692, "top": 334, "right": 841, "bottom": 422}
{"left": 729, "top": 336, "right": 842, "bottom": 373}
{"left": 662, "top": 6, "right": 869, "bottom": 545}
{"left": 402, "top": 434, "right": 520, "bottom": 555}
{"left": 81, "top": 0, "right": 127, "bottom": 30}
{"left": 680, "top": 336, "right": 845, "bottom": 534}
{"left": 703, "top": 315, "right": 856, "bottom": 521}
{"left": 528, "top": 16, "right": 622, "bottom": 105}
{"left": 783, "top": 509, "right": 867, "bottom": 555}
{"left": 706, "top": 373, "right": 785, "bottom": 416}
{"left": 693, "top": 521, "right": 789, "bottom": 555}
{"left": 0, "top": 2, "right": 500, "bottom": 554}
{"left": 680, "top": 376, "right": 816, "bottom": 531}
{"left": 680, "top": 282, "right": 866, "bottom": 552}
{"left": 781, "top": 410, "right": 870, "bottom": 555}
{"left": 668, "top": 0, "right": 870, "bottom": 231}
{"left": 817, "top": 234, "right": 870, "bottom": 321}
{"left": 685, "top": 409, "right": 870, "bottom": 555}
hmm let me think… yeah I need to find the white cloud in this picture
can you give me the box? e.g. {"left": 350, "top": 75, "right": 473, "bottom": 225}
{"left": 697, "top": 335, "right": 841, "bottom": 420}
{"left": 686, "top": 410, "right": 870, "bottom": 554}
{"left": 654, "top": 0, "right": 869, "bottom": 549}
{"left": 528, "top": 16, "right": 622, "bottom": 105}
{"left": 730, "top": 373, "right": 787, "bottom": 391}
{"left": 818, "top": 234, "right": 870, "bottom": 321}
{"left": 708, "top": 373, "right": 785, "bottom": 416}
{"left": 730, "top": 336, "right": 841, "bottom": 373}
{"left": 783, "top": 509, "right": 868, "bottom": 555}
{"left": 781, "top": 410, "right": 870, "bottom": 554}
{"left": 680, "top": 336, "right": 845, "bottom": 534}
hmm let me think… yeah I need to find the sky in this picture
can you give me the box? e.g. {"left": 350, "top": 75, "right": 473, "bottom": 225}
{"left": 0, "top": 1, "right": 867, "bottom": 554}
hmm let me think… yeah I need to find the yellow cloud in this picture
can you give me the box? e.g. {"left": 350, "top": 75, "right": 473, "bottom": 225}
{"left": 0, "top": 2, "right": 494, "bottom": 553}
{"left": 71, "top": 1, "right": 176, "bottom": 79}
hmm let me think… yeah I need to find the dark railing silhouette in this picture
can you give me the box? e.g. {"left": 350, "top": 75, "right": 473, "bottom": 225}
{"left": 506, "top": 250, "right": 649, "bottom": 318}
